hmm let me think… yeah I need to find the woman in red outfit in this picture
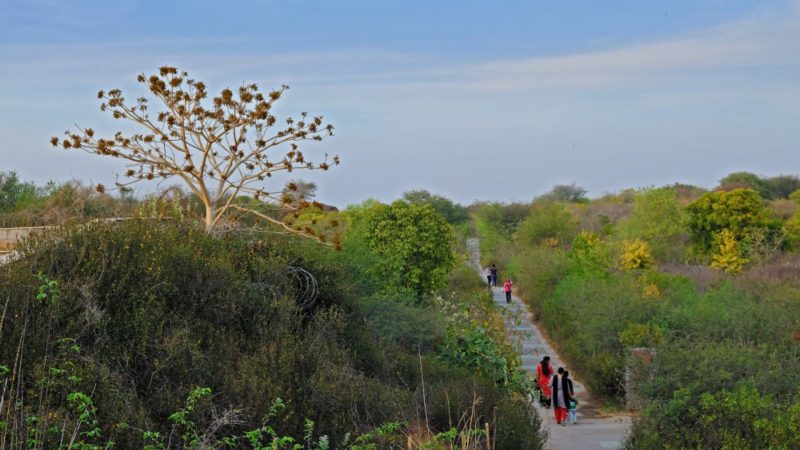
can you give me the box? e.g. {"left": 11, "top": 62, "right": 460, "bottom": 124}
{"left": 536, "top": 356, "right": 553, "bottom": 407}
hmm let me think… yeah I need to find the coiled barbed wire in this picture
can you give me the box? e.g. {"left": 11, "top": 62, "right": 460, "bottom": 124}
{"left": 286, "top": 266, "right": 319, "bottom": 311}
{"left": 248, "top": 266, "right": 318, "bottom": 311}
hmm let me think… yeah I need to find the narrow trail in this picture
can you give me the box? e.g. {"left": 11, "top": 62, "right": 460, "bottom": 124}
{"left": 466, "top": 238, "right": 631, "bottom": 450}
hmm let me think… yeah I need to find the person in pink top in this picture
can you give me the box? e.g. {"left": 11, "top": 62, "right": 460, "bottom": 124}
{"left": 502, "top": 278, "right": 513, "bottom": 303}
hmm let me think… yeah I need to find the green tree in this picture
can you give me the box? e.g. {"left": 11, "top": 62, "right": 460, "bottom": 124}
{"left": 717, "top": 172, "right": 772, "bottom": 199}
{"left": 345, "top": 200, "right": 455, "bottom": 299}
{"left": 540, "top": 183, "right": 588, "bottom": 203}
{"left": 513, "top": 201, "right": 577, "bottom": 248}
{"left": 785, "top": 210, "right": 800, "bottom": 250}
{"left": 616, "top": 188, "right": 686, "bottom": 261}
{"left": 789, "top": 189, "right": 800, "bottom": 205}
{"left": 0, "top": 171, "right": 38, "bottom": 212}
{"left": 765, "top": 175, "right": 800, "bottom": 199}
{"left": 686, "top": 188, "right": 778, "bottom": 255}
{"left": 569, "top": 231, "right": 611, "bottom": 275}
{"left": 474, "top": 202, "right": 531, "bottom": 237}
{"left": 401, "top": 190, "right": 469, "bottom": 225}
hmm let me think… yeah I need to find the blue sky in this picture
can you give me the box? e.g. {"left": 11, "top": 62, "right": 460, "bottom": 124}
{"left": 1, "top": 0, "right": 799, "bottom": 205}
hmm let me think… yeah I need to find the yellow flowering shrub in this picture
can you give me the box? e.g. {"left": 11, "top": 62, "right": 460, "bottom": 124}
{"left": 710, "top": 229, "right": 748, "bottom": 273}
{"left": 619, "top": 239, "right": 654, "bottom": 271}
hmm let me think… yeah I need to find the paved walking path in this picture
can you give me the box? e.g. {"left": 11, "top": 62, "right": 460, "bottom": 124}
{"left": 467, "top": 238, "right": 631, "bottom": 450}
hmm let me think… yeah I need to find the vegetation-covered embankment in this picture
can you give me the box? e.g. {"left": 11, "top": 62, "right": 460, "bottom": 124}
{"left": 0, "top": 194, "right": 544, "bottom": 448}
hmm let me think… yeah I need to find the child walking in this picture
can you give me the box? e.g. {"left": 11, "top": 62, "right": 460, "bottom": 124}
{"left": 568, "top": 397, "right": 578, "bottom": 424}
{"left": 502, "top": 278, "right": 513, "bottom": 303}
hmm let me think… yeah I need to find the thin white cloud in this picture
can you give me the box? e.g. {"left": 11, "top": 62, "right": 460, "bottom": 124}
{"left": 3, "top": 4, "right": 798, "bottom": 95}
{"left": 458, "top": 9, "right": 800, "bottom": 92}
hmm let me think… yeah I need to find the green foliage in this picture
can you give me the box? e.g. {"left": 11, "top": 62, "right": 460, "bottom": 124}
{"left": 344, "top": 200, "right": 455, "bottom": 299}
{"left": 686, "top": 188, "right": 778, "bottom": 255}
{"left": 358, "top": 294, "right": 445, "bottom": 353}
{"left": 628, "top": 381, "right": 800, "bottom": 449}
{"left": 2, "top": 217, "right": 544, "bottom": 449}
{"left": 0, "top": 220, "right": 408, "bottom": 447}
{"left": 539, "top": 272, "right": 661, "bottom": 396}
{"left": 0, "top": 274, "right": 114, "bottom": 450}
{"left": 785, "top": 210, "right": 800, "bottom": 250}
{"left": 0, "top": 171, "right": 38, "bottom": 212}
{"left": 438, "top": 327, "right": 513, "bottom": 386}
{"left": 472, "top": 202, "right": 530, "bottom": 238}
{"left": 717, "top": 172, "right": 800, "bottom": 200}
{"left": 568, "top": 231, "right": 612, "bottom": 276}
{"left": 718, "top": 171, "right": 773, "bottom": 199}
{"left": 619, "top": 323, "right": 663, "bottom": 348}
{"left": 402, "top": 190, "right": 469, "bottom": 225}
{"left": 513, "top": 201, "right": 577, "bottom": 248}
{"left": 66, "top": 391, "right": 106, "bottom": 449}
{"left": 539, "top": 183, "right": 588, "bottom": 203}
{"left": 474, "top": 178, "right": 800, "bottom": 449}
{"left": 765, "top": 175, "right": 800, "bottom": 199}
{"left": 616, "top": 188, "right": 686, "bottom": 262}
{"left": 507, "top": 245, "right": 570, "bottom": 308}
{"left": 472, "top": 208, "right": 513, "bottom": 274}
{"left": 0, "top": 178, "right": 139, "bottom": 227}
{"left": 790, "top": 188, "right": 800, "bottom": 205}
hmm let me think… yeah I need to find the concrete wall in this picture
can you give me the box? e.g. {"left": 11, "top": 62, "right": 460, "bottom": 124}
{"left": 0, "top": 226, "right": 55, "bottom": 250}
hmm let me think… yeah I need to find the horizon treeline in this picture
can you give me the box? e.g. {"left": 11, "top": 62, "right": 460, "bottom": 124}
{"left": 2, "top": 169, "right": 799, "bottom": 227}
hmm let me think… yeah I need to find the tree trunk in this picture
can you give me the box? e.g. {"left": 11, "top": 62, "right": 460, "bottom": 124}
{"left": 204, "top": 202, "right": 216, "bottom": 233}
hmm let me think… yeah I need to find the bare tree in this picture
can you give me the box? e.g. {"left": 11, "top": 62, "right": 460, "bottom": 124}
{"left": 52, "top": 66, "right": 339, "bottom": 236}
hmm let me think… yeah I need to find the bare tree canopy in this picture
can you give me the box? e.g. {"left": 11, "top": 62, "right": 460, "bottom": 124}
{"left": 52, "top": 66, "right": 339, "bottom": 236}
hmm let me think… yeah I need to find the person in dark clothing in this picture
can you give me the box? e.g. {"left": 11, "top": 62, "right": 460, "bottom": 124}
{"left": 551, "top": 367, "right": 573, "bottom": 425}
{"left": 489, "top": 264, "right": 498, "bottom": 287}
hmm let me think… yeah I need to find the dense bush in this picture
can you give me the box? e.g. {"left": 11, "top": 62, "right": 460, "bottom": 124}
{"left": 616, "top": 188, "right": 686, "bottom": 262}
{"left": 1, "top": 218, "right": 544, "bottom": 448}
{"left": 717, "top": 172, "right": 800, "bottom": 200}
{"left": 686, "top": 188, "right": 779, "bottom": 256}
{"left": 513, "top": 201, "right": 577, "bottom": 249}
{"left": 343, "top": 200, "right": 456, "bottom": 300}
{"left": 402, "top": 190, "right": 470, "bottom": 225}
{"left": 472, "top": 206, "right": 514, "bottom": 273}
{"left": 1, "top": 221, "right": 393, "bottom": 446}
